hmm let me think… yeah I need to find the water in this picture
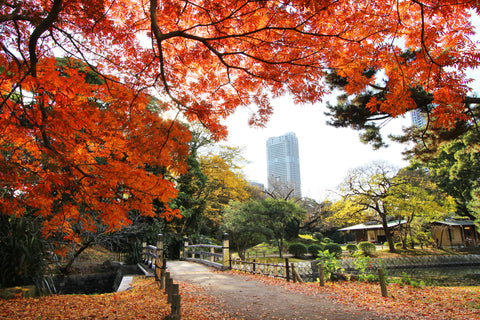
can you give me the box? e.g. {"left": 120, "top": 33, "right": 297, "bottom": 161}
{"left": 385, "top": 266, "right": 480, "bottom": 286}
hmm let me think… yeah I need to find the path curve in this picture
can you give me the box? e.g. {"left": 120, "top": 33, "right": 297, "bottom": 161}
{"left": 167, "top": 260, "right": 389, "bottom": 320}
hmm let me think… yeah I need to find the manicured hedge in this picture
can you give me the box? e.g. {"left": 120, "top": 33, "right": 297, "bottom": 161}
{"left": 288, "top": 243, "right": 307, "bottom": 258}
{"left": 358, "top": 241, "right": 376, "bottom": 255}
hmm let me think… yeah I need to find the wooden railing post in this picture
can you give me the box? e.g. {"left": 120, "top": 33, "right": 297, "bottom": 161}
{"left": 318, "top": 263, "right": 325, "bottom": 286}
{"left": 222, "top": 233, "right": 230, "bottom": 269}
{"left": 210, "top": 247, "right": 215, "bottom": 263}
{"left": 142, "top": 241, "right": 147, "bottom": 262}
{"left": 285, "top": 258, "right": 290, "bottom": 282}
{"left": 183, "top": 237, "right": 189, "bottom": 260}
{"left": 155, "top": 234, "right": 164, "bottom": 281}
{"left": 378, "top": 268, "right": 388, "bottom": 297}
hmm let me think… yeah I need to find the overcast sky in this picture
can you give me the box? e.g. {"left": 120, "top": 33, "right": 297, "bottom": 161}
{"left": 222, "top": 95, "right": 410, "bottom": 201}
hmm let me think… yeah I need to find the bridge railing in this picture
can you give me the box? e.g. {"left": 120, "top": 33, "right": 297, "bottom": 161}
{"left": 141, "top": 234, "right": 180, "bottom": 320}
{"left": 182, "top": 233, "right": 230, "bottom": 270}
{"left": 230, "top": 257, "right": 302, "bottom": 282}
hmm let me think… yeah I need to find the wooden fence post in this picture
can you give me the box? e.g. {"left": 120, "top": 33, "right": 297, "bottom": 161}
{"left": 182, "top": 237, "right": 189, "bottom": 260}
{"left": 291, "top": 263, "right": 303, "bottom": 283}
{"left": 222, "top": 233, "right": 230, "bottom": 270}
{"left": 165, "top": 273, "right": 173, "bottom": 295}
{"left": 142, "top": 241, "right": 147, "bottom": 262}
{"left": 162, "top": 271, "right": 170, "bottom": 293}
{"left": 285, "top": 258, "right": 290, "bottom": 282}
{"left": 318, "top": 263, "right": 325, "bottom": 286}
{"left": 170, "top": 284, "right": 181, "bottom": 319}
{"left": 155, "top": 234, "right": 164, "bottom": 281}
{"left": 378, "top": 268, "right": 388, "bottom": 297}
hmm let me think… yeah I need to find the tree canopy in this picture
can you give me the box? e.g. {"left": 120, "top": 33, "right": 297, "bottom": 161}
{"left": 338, "top": 162, "right": 454, "bottom": 251}
{"left": 2, "top": 0, "right": 480, "bottom": 241}
{"left": 411, "top": 130, "right": 480, "bottom": 220}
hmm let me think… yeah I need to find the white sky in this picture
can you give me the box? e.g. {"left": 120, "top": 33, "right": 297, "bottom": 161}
{"left": 222, "top": 95, "right": 410, "bottom": 201}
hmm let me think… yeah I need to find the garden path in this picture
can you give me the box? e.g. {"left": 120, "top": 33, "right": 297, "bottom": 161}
{"left": 166, "top": 260, "right": 390, "bottom": 320}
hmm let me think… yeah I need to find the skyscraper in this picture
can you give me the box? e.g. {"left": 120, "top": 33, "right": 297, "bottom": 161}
{"left": 411, "top": 109, "right": 427, "bottom": 128}
{"left": 266, "top": 132, "right": 302, "bottom": 198}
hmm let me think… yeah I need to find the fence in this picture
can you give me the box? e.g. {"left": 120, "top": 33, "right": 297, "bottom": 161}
{"left": 182, "top": 233, "right": 230, "bottom": 270}
{"left": 292, "top": 254, "right": 480, "bottom": 283}
{"left": 230, "top": 258, "right": 303, "bottom": 282}
{"left": 142, "top": 234, "right": 180, "bottom": 320}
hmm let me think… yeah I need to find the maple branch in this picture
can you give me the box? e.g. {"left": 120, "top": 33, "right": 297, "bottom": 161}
{"left": 28, "top": 0, "right": 63, "bottom": 77}
{"left": 411, "top": 0, "right": 441, "bottom": 68}
{"left": 150, "top": 0, "right": 181, "bottom": 105}
{"left": 0, "top": 2, "right": 30, "bottom": 23}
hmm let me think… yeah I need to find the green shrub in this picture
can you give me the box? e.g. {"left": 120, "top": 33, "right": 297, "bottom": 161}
{"left": 0, "top": 214, "right": 48, "bottom": 289}
{"left": 346, "top": 243, "right": 358, "bottom": 256}
{"left": 288, "top": 242, "right": 307, "bottom": 258}
{"left": 322, "top": 237, "right": 332, "bottom": 244}
{"left": 307, "top": 244, "right": 324, "bottom": 257}
{"left": 313, "top": 232, "right": 323, "bottom": 242}
{"left": 124, "top": 240, "right": 143, "bottom": 265}
{"left": 324, "top": 243, "right": 343, "bottom": 258}
{"left": 358, "top": 241, "right": 376, "bottom": 256}
{"left": 316, "top": 250, "right": 343, "bottom": 280}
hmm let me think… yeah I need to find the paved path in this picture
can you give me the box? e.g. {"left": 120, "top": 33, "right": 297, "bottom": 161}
{"left": 166, "top": 261, "right": 389, "bottom": 320}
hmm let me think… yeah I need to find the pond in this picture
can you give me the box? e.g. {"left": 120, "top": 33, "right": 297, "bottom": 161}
{"left": 385, "top": 266, "right": 480, "bottom": 287}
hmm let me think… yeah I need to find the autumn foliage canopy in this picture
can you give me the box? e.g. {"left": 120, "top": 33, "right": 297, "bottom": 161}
{"left": 1, "top": 0, "right": 480, "bottom": 241}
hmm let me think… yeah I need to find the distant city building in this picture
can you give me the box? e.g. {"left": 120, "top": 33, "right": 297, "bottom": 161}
{"left": 266, "top": 132, "right": 302, "bottom": 198}
{"left": 411, "top": 109, "right": 427, "bottom": 128}
{"left": 249, "top": 181, "right": 265, "bottom": 191}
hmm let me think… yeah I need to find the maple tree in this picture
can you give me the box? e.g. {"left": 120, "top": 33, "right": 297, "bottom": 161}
{"left": 0, "top": 56, "right": 190, "bottom": 246}
{"left": 2, "top": 0, "right": 480, "bottom": 244}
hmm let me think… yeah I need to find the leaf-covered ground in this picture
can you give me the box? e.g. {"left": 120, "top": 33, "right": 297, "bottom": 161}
{"left": 227, "top": 271, "right": 480, "bottom": 320}
{"left": 1, "top": 273, "right": 479, "bottom": 319}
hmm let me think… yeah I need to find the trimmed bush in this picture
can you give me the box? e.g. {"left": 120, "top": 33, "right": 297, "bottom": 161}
{"left": 288, "top": 242, "right": 307, "bottom": 258}
{"left": 307, "top": 244, "right": 324, "bottom": 258}
{"left": 323, "top": 237, "right": 332, "bottom": 244}
{"left": 358, "top": 241, "right": 376, "bottom": 256}
{"left": 324, "top": 243, "right": 343, "bottom": 258}
{"left": 313, "top": 232, "right": 323, "bottom": 242}
{"left": 346, "top": 243, "right": 358, "bottom": 256}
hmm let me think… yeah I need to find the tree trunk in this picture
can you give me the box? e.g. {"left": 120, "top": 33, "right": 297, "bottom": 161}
{"left": 380, "top": 215, "right": 396, "bottom": 252}
{"left": 60, "top": 241, "right": 93, "bottom": 274}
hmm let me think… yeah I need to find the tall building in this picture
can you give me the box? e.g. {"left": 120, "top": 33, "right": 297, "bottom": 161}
{"left": 411, "top": 109, "right": 427, "bottom": 128}
{"left": 266, "top": 132, "right": 302, "bottom": 198}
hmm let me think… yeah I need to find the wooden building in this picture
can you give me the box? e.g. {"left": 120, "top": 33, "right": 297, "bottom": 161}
{"left": 338, "top": 220, "right": 406, "bottom": 244}
{"left": 431, "top": 219, "right": 479, "bottom": 248}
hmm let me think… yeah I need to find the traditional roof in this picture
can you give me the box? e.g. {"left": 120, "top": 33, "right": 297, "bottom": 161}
{"left": 338, "top": 220, "right": 407, "bottom": 232}
{"left": 432, "top": 219, "right": 476, "bottom": 227}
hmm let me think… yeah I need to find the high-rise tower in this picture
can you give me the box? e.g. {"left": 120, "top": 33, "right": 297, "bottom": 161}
{"left": 266, "top": 132, "right": 302, "bottom": 198}
{"left": 411, "top": 109, "right": 427, "bottom": 128}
